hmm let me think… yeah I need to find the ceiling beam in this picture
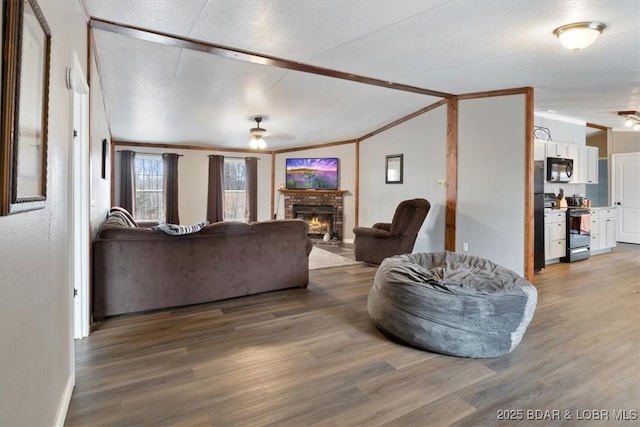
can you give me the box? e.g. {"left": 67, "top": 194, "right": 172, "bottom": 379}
{"left": 586, "top": 122, "right": 608, "bottom": 131}
{"left": 89, "top": 18, "right": 453, "bottom": 99}
{"left": 618, "top": 110, "right": 640, "bottom": 120}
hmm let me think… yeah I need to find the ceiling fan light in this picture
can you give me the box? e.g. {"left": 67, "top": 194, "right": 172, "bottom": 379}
{"left": 553, "top": 22, "right": 606, "bottom": 51}
{"left": 625, "top": 118, "right": 635, "bottom": 127}
{"left": 633, "top": 123, "right": 640, "bottom": 132}
{"left": 248, "top": 116, "right": 267, "bottom": 149}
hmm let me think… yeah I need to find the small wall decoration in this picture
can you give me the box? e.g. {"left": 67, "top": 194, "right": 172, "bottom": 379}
{"left": 533, "top": 126, "right": 552, "bottom": 142}
{"left": 101, "top": 139, "right": 109, "bottom": 179}
{"left": 0, "top": 0, "right": 52, "bottom": 215}
{"left": 385, "top": 154, "right": 403, "bottom": 184}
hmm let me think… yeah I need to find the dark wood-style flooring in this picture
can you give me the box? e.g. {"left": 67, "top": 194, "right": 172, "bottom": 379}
{"left": 66, "top": 244, "right": 640, "bottom": 426}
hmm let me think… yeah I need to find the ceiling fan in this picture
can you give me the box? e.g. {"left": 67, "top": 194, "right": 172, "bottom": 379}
{"left": 248, "top": 116, "right": 296, "bottom": 149}
{"left": 249, "top": 116, "right": 267, "bottom": 149}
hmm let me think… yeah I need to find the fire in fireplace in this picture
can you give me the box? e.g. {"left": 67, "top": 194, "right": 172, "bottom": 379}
{"left": 292, "top": 205, "right": 334, "bottom": 239}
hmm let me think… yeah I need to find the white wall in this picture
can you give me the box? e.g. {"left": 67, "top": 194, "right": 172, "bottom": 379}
{"left": 274, "top": 144, "right": 357, "bottom": 241}
{"left": 458, "top": 95, "right": 526, "bottom": 275}
{"left": 359, "top": 106, "right": 447, "bottom": 252}
{"left": 115, "top": 146, "right": 272, "bottom": 224}
{"left": 0, "top": 1, "right": 87, "bottom": 425}
{"left": 611, "top": 130, "right": 640, "bottom": 154}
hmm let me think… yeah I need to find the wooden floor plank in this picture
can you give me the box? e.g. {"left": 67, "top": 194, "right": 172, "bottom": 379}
{"left": 66, "top": 243, "right": 640, "bottom": 426}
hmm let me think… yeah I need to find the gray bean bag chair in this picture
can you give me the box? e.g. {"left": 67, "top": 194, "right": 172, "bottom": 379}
{"left": 367, "top": 251, "right": 537, "bottom": 358}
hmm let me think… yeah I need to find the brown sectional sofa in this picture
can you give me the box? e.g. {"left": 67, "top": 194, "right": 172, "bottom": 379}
{"left": 93, "top": 216, "right": 313, "bottom": 319}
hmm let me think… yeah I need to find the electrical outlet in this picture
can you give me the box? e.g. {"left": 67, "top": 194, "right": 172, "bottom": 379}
{"left": 463, "top": 242, "right": 469, "bottom": 251}
{"left": 437, "top": 179, "right": 446, "bottom": 187}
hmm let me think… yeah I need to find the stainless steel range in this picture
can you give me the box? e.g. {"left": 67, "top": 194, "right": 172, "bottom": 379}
{"left": 561, "top": 208, "right": 591, "bottom": 262}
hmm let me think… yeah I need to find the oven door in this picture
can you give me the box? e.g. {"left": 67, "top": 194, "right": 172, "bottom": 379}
{"left": 567, "top": 209, "right": 591, "bottom": 248}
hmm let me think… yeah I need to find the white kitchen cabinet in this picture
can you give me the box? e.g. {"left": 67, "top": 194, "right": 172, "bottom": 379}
{"left": 567, "top": 144, "right": 580, "bottom": 162}
{"left": 545, "top": 210, "right": 566, "bottom": 260}
{"left": 600, "top": 208, "right": 617, "bottom": 248}
{"left": 586, "top": 146, "right": 598, "bottom": 184}
{"left": 546, "top": 142, "right": 568, "bottom": 158}
{"left": 576, "top": 145, "right": 598, "bottom": 184}
{"left": 577, "top": 146, "right": 588, "bottom": 184}
{"left": 590, "top": 207, "right": 616, "bottom": 253}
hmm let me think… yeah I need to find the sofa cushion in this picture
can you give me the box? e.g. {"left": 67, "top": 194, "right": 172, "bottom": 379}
{"left": 199, "top": 221, "right": 251, "bottom": 235}
{"left": 250, "top": 219, "right": 308, "bottom": 234}
{"left": 152, "top": 221, "right": 209, "bottom": 235}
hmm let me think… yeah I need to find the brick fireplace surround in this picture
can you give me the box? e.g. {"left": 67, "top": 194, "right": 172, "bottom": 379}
{"left": 280, "top": 189, "right": 347, "bottom": 241}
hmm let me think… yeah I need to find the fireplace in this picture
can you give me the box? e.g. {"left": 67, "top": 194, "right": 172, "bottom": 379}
{"left": 292, "top": 205, "right": 334, "bottom": 239}
{"left": 280, "top": 189, "right": 346, "bottom": 241}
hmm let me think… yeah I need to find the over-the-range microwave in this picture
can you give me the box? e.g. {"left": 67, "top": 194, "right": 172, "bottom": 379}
{"left": 547, "top": 157, "right": 574, "bottom": 183}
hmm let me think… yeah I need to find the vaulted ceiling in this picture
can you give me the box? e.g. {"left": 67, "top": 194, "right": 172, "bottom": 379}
{"left": 85, "top": 0, "right": 640, "bottom": 150}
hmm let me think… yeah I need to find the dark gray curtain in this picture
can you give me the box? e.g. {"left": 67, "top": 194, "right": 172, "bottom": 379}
{"left": 206, "top": 155, "right": 224, "bottom": 223}
{"left": 245, "top": 157, "right": 258, "bottom": 222}
{"left": 163, "top": 153, "right": 180, "bottom": 224}
{"left": 119, "top": 150, "right": 136, "bottom": 215}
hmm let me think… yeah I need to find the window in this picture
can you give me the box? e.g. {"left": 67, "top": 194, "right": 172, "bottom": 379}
{"left": 134, "top": 155, "right": 164, "bottom": 221}
{"left": 224, "top": 158, "right": 246, "bottom": 221}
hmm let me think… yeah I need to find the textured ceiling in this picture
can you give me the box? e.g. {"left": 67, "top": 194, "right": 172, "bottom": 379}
{"left": 85, "top": 0, "right": 640, "bottom": 149}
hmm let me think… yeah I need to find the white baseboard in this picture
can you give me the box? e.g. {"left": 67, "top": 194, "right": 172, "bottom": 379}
{"left": 54, "top": 373, "right": 74, "bottom": 427}
{"left": 343, "top": 238, "right": 354, "bottom": 244}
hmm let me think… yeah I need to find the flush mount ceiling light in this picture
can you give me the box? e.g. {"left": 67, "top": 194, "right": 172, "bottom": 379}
{"left": 249, "top": 116, "right": 267, "bottom": 149}
{"left": 553, "top": 21, "right": 606, "bottom": 51}
{"left": 618, "top": 111, "right": 640, "bottom": 131}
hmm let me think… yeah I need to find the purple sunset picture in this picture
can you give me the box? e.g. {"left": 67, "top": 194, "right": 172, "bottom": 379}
{"left": 286, "top": 158, "right": 339, "bottom": 190}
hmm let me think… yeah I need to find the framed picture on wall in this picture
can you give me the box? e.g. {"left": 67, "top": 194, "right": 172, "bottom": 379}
{"left": 0, "top": 0, "right": 52, "bottom": 215}
{"left": 385, "top": 154, "right": 403, "bottom": 184}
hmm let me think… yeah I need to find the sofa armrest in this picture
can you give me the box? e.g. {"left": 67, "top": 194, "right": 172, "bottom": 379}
{"left": 353, "top": 226, "right": 392, "bottom": 239}
{"left": 372, "top": 222, "right": 391, "bottom": 232}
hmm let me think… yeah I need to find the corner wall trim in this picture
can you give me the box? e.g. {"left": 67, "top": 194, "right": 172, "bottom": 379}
{"left": 54, "top": 374, "right": 74, "bottom": 427}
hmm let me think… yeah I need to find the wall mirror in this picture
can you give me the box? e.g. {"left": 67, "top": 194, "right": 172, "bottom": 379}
{"left": 0, "top": 0, "right": 51, "bottom": 215}
{"left": 385, "top": 154, "right": 403, "bottom": 184}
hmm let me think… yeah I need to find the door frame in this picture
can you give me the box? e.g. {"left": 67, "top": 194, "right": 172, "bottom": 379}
{"left": 611, "top": 152, "right": 640, "bottom": 244}
{"left": 68, "top": 51, "right": 90, "bottom": 339}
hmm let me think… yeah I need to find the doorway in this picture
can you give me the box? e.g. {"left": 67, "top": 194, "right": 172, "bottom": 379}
{"left": 612, "top": 152, "right": 640, "bottom": 244}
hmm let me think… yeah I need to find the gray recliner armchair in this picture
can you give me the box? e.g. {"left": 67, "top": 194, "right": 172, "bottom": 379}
{"left": 353, "top": 198, "right": 431, "bottom": 265}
